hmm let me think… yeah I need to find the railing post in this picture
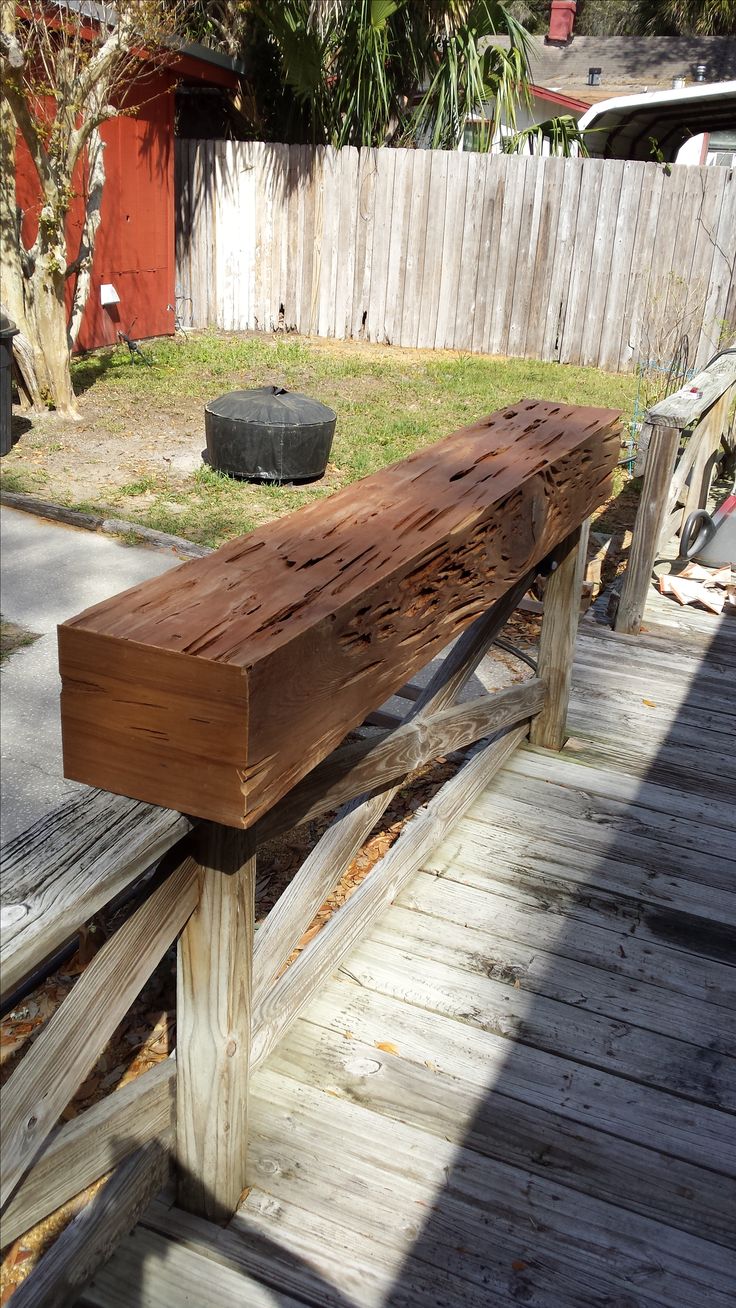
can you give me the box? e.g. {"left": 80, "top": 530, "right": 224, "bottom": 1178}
{"left": 613, "top": 425, "right": 680, "bottom": 636}
{"left": 176, "top": 822, "right": 256, "bottom": 1223}
{"left": 529, "top": 520, "right": 589, "bottom": 752}
{"left": 681, "top": 389, "right": 732, "bottom": 527}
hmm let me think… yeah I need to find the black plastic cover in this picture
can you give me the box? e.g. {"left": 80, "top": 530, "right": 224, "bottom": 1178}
{"left": 204, "top": 385, "right": 337, "bottom": 483}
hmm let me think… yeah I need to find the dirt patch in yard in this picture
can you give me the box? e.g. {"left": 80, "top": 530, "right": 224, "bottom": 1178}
{"left": 2, "top": 331, "right": 637, "bottom": 548}
{"left": 0, "top": 619, "right": 41, "bottom": 666}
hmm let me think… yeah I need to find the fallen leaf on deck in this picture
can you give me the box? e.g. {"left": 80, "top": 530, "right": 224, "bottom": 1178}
{"left": 512, "top": 1260, "right": 528, "bottom": 1272}
{"left": 642, "top": 699, "right": 656, "bottom": 707}
{"left": 375, "top": 1041, "right": 399, "bottom": 1055}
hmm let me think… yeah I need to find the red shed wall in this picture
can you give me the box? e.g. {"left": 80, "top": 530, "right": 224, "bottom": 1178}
{"left": 15, "top": 69, "right": 175, "bottom": 353}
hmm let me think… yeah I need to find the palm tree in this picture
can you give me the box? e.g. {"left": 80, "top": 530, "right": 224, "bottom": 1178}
{"left": 635, "top": 0, "right": 736, "bottom": 33}
{"left": 255, "top": 1, "right": 533, "bottom": 150}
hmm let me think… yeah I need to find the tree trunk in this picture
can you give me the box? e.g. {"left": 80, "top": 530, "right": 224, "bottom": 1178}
{"left": 0, "top": 119, "right": 79, "bottom": 417}
{"left": 0, "top": 77, "right": 25, "bottom": 330}
{"left": 26, "top": 246, "right": 80, "bottom": 418}
{"left": 68, "top": 126, "right": 106, "bottom": 349}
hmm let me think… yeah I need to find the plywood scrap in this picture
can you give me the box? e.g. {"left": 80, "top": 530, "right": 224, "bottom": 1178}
{"left": 659, "top": 562, "right": 733, "bottom": 615}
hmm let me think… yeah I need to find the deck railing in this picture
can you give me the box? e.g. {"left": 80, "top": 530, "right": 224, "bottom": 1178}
{"left": 0, "top": 401, "right": 619, "bottom": 1302}
{"left": 613, "top": 350, "right": 736, "bottom": 635}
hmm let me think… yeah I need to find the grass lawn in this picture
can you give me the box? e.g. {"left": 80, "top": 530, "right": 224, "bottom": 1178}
{"left": 2, "top": 332, "right": 637, "bottom": 547}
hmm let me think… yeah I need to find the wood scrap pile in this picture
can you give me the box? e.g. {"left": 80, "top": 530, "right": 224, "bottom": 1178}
{"left": 659, "top": 563, "right": 734, "bottom": 615}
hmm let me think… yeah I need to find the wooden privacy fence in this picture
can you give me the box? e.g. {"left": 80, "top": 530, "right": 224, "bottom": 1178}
{"left": 1, "top": 401, "right": 620, "bottom": 1302}
{"left": 613, "top": 349, "right": 736, "bottom": 634}
{"left": 175, "top": 141, "right": 736, "bottom": 375}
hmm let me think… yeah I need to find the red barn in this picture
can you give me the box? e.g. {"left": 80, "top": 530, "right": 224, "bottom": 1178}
{"left": 14, "top": 43, "right": 242, "bottom": 353}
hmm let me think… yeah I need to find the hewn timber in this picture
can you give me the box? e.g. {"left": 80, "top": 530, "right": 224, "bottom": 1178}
{"left": 58, "top": 401, "right": 619, "bottom": 827}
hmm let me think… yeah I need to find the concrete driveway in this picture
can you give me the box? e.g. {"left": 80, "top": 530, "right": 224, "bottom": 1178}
{"left": 1, "top": 507, "right": 182, "bottom": 844}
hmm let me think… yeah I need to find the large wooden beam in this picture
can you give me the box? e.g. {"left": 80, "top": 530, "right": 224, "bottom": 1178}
{"left": 59, "top": 401, "right": 619, "bottom": 827}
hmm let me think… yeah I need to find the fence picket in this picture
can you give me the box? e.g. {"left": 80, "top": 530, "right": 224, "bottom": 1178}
{"left": 697, "top": 168, "right": 736, "bottom": 369}
{"left": 508, "top": 155, "right": 546, "bottom": 358}
{"left": 383, "top": 149, "right": 414, "bottom": 347}
{"left": 436, "top": 151, "right": 471, "bottom": 350}
{"left": 367, "top": 148, "right": 394, "bottom": 343}
{"left": 351, "top": 148, "right": 377, "bottom": 339}
{"left": 417, "top": 148, "right": 449, "bottom": 349}
{"left": 618, "top": 163, "right": 664, "bottom": 373}
{"left": 541, "top": 156, "right": 583, "bottom": 362}
{"left": 598, "top": 160, "right": 644, "bottom": 373}
{"left": 454, "top": 152, "right": 486, "bottom": 353}
{"left": 559, "top": 158, "right": 604, "bottom": 365}
{"left": 582, "top": 158, "right": 626, "bottom": 367}
{"left": 686, "top": 167, "right": 727, "bottom": 372}
{"left": 174, "top": 142, "right": 735, "bottom": 374}
{"left": 524, "top": 155, "right": 565, "bottom": 361}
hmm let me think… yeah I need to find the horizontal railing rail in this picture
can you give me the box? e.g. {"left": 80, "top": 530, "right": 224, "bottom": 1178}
{"left": 613, "top": 350, "right": 736, "bottom": 635}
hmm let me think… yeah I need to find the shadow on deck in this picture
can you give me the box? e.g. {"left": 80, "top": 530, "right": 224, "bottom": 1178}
{"left": 80, "top": 598, "right": 736, "bottom": 1307}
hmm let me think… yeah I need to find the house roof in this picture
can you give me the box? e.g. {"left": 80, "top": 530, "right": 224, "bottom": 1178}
{"left": 57, "top": 1, "right": 245, "bottom": 84}
{"left": 490, "top": 35, "right": 736, "bottom": 102}
{"left": 530, "top": 84, "right": 590, "bottom": 113}
{"left": 577, "top": 81, "right": 736, "bottom": 161}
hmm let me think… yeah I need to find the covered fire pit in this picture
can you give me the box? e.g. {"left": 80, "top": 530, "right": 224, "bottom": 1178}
{"left": 204, "top": 385, "right": 336, "bottom": 483}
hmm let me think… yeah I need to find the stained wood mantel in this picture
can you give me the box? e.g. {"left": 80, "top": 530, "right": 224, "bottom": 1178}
{"left": 58, "top": 400, "right": 620, "bottom": 826}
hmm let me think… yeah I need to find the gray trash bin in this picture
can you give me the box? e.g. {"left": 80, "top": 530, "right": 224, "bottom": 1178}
{"left": 0, "top": 310, "right": 20, "bottom": 457}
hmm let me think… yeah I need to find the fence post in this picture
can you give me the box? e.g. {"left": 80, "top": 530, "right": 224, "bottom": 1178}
{"left": 529, "top": 520, "right": 589, "bottom": 752}
{"left": 613, "top": 425, "right": 680, "bottom": 635}
{"left": 176, "top": 823, "right": 256, "bottom": 1223}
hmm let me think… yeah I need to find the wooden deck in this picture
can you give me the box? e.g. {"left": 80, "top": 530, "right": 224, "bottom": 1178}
{"left": 79, "top": 593, "right": 736, "bottom": 1308}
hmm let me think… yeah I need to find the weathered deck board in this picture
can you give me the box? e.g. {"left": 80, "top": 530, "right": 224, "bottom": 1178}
{"left": 77, "top": 598, "right": 736, "bottom": 1306}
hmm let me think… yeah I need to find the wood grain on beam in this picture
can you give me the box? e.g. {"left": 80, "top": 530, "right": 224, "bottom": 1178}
{"left": 59, "top": 401, "right": 619, "bottom": 827}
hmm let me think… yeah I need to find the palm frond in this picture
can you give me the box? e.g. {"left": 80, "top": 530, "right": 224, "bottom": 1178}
{"left": 504, "top": 114, "right": 589, "bottom": 157}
